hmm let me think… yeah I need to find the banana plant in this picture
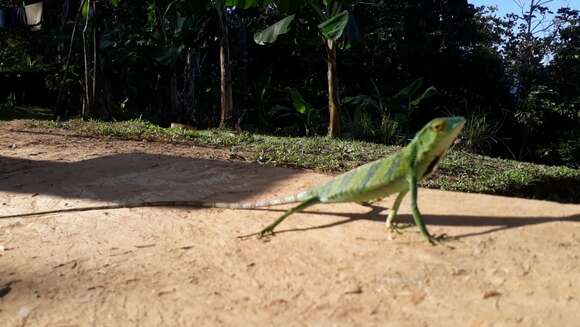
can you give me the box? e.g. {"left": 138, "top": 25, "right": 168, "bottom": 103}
{"left": 254, "top": 0, "right": 362, "bottom": 137}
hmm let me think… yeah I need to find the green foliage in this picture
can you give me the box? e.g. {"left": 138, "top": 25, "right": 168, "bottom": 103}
{"left": 342, "top": 94, "right": 398, "bottom": 143}
{"left": 341, "top": 78, "right": 438, "bottom": 144}
{"left": 391, "top": 78, "right": 438, "bottom": 121}
{"left": 514, "top": 86, "right": 557, "bottom": 132}
{"left": 254, "top": 15, "right": 295, "bottom": 44}
{"left": 427, "top": 151, "right": 580, "bottom": 203}
{"left": 0, "top": 31, "right": 51, "bottom": 73}
{"left": 0, "top": 94, "right": 16, "bottom": 112}
{"left": 318, "top": 10, "right": 349, "bottom": 40}
{"left": 288, "top": 88, "right": 320, "bottom": 135}
{"left": 460, "top": 114, "right": 503, "bottom": 155}
{"left": 513, "top": 85, "right": 580, "bottom": 167}
{"left": 0, "top": 55, "right": 50, "bottom": 73}
{"left": 555, "top": 138, "right": 580, "bottom": 168}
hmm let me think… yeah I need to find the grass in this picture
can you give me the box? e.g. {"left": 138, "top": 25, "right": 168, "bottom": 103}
{"left": 26, "top": 118, "right": 580, "bottom": 203}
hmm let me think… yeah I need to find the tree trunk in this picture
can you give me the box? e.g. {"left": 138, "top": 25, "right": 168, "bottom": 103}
{"left": 56, "top": 0, "right": 87, "bottom": 119}
{"left": 170, "top": 70, "right": 178, "bottom": 121}
{"left": 217, "top": 6, "right": 234, "bottom": 129}
{"left": 183, "top": 48, "right": 199, "bottom": 124}
{"left": 326, "top": 40, "right": 340, "bottom": 137}
{"left": 236, "top": 16, "right": 249, "bottom": 132}
{"left": 92, "top": 0, "right": 97, "bottom": 115}
{"left": 99, "top": 67, "right": 112, "bottom": 120}
{"left": 81, "top": 0, "right": 94, "bottom": 118}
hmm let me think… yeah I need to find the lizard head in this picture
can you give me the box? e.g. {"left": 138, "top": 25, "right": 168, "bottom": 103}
{"left": 415, "top": 116, "right": 466, "bottom": 158}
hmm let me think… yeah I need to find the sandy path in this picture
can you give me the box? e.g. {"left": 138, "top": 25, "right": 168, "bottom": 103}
{"left": 0, "top": 121, "right": 579, "bottom": 326}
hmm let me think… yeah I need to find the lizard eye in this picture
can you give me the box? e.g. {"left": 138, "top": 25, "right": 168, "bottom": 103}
{"left": 433, "top": 121, "right": 446, "bottom": 133}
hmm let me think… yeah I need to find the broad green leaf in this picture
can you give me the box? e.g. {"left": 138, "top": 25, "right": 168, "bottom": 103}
{"left": 254, "top": 14, "right": 295, "bottom": 45}
{"left": 409, "top": 86, "right": 438, "bottom": 108}
{"left": 288, "top": 88, "right": 319, "bottom": 135}
{"left": 289, "top": 88, "right": 310, "bottom": 114}
{"left": 318, "top": 10, "right": 349, "bottom": 41}
{"left": 82, "top": 0, "right": 89, "bottom": 18}
{"left": 396, "top": 78, "right": 424, "bottom": 98}
{"left": 289, "top": 88, "right": 317, "bottom": 117}
{"left": 339, "top": 13, "right": 361, "bottom": 49}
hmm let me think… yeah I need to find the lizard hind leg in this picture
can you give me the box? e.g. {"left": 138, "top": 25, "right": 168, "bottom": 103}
{"left": 357, "top": 197, "right": 383, "bottom": 207}
{"left": 257, "top": 197, "right": 320, "bottom": 238}
{"left": 357, "top": 201, "right": 374, "bottom": 207}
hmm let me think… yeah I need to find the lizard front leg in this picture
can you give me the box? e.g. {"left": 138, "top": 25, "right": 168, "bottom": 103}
{"left": 385, "top": 191, "right": 408, "bottom": 234}
{"left": 407, "top": 170, "right": 450, "bottom": 245}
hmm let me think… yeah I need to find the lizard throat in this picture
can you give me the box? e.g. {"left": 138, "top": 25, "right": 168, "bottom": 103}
{"left": 423, "top": 155, "right": 441, "bottom": 178}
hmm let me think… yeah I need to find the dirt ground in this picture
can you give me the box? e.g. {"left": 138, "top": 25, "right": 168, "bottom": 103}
{"left": 0, "top": 121, "right": 579, "bottom": 326}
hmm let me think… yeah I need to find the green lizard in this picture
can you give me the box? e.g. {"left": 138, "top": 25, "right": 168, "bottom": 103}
{"left": 1, "top": 117, "right": 465, "bottom": 244}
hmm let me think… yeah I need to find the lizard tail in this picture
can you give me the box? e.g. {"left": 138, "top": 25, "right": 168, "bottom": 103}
{"left": 0, "top": 191, "right": 312, "bottom": 219}
{"left": 207, "top": 191, "right": 311, "bottom": 209}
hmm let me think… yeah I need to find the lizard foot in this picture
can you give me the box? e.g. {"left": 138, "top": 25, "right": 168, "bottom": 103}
{"left": 427, "top": 233, "right": 456, "bottom": 248}
{"left": 387, "top": 222, "right": 414, "bottom": 235}
{"left": 257, "top": 226, "right": 276, "bottom": 240}
{"left": 237, "top": 229, "right": 274, "bottom": 241}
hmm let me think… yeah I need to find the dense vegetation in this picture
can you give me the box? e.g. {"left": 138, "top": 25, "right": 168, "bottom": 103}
{"left": 0, "top": 0, "right": 579, "bottom": 168}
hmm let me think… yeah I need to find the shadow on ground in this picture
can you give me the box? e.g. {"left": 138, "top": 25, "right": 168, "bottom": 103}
{"left": 248, "top": 205, "right": 580, "bottom": 241}
{"left": 0, "top": 152, "right": 302, "bottom": 208}
{"left": 0, "top": 106, "right": 53, "bottom": 121}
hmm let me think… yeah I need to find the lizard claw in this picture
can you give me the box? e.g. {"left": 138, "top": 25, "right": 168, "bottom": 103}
{"left": 237, "top": 229, "right": 274, "bottom": 241}
{"left": 388, "top": 223, "right": 403, "bottom": 235}
{"left": 257, "top": 226, "right": 276, "bottom": 240}
{"left": 427, "top": 233, "right": 455, "bottom": 248}
{"left": 387, "top": 222, "right": 413, "bottom": 235}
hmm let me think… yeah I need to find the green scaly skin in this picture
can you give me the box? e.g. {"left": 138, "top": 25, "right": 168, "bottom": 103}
{"left": 256, "top": 117, "right": 465, "bottom": 244}
{"left": 0, "top": 117, "right": 465, "bottom": 244}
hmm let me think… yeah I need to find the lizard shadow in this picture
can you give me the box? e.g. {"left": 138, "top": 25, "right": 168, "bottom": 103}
{"left": 0, "top": 152, "right": 306, "bottom": 214}
{"left": 250, "top": 205, "right": 580, "bottom": 240}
